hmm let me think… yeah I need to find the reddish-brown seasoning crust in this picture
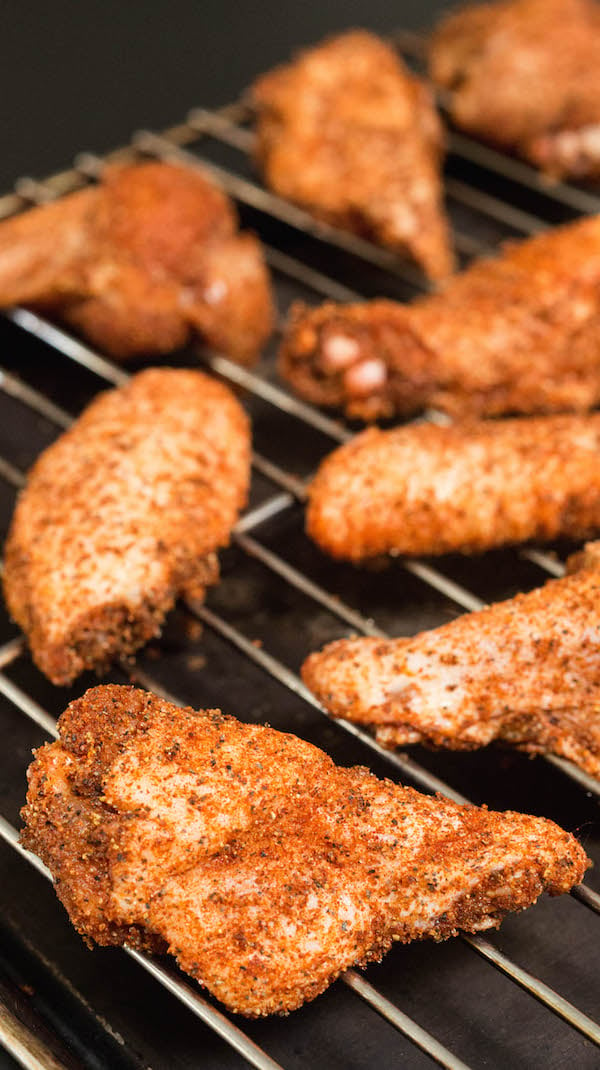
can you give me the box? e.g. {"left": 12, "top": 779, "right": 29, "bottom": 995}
{"left": 21, "top": 684, "right": 588, "bottom": 1017}
{"left": 252, "top": 31, "right": 454, "bottom": 281}
{"left": 3, "top": 368, "right": 250, "bottom": 685}
{"left": 0, "top": 161, "right": 274, "bottom": 364}
{"left": 307, "top": 414, "right": 600, "bottom": 560}
{"left": 302, "top": 544, "right": 600, "bottom": 777}
{"left": 429, "top": 0, "right": 600, "bottom": 179}
{"left": 280, "top": 216, "right": 600, "bottom": 420}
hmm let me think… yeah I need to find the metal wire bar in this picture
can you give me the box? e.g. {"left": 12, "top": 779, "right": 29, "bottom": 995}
{"left": 187, "top": 602, "right": 600, "bottom": 1046}
{"left": 465, "top": 934, "right": 600, "bottom": 1044}
{"left": 0, "top": 308, "right": 491, "bottom": 626}
{"left": 0, "top": 815, "right": 284, "bottom": 1070}
{"left": 0, "top": 90, "right": 599, "bottom": 1059}
{"left": 263, "top": 244, "right": 361, "bottom": 304}
{"left": 447, "top": 131, "right": 600, "bottom": 217}
{"left": 544, "top": 754, "right": 600, "bottom": 796}
{"left": 571, "top": 883, "right": 600, "bottom": 915}
{"left": 75, "top": 147, "right": 365, "bottom": 309}
{"left": 340, "top": 971, "right": 472, "bottom": 1070}
{"left": 1, "top": 345, "right": 599, "bottom": 820}
{"left": 3, "top": 302, "right": 598, "bottom": 792}
{"left": 391, "top": 26, "right": 600, "bottom": 218}
{"left": 184, "top": 108, "right": 489, "bottom": 261}
{"left": 3, "top": 159, "right": 598, "bottom": 807}
{"left": 0, "top": 456, "right": 25, "bottom": 490}
{"left": 0, "top": 388, "right": 480, "bottom": 1068}
{"left": 0, "top": 636, "right": 25, "bottom": 667}
{"left": 402, "top": 560, "right": 485, "bottom": 613}
{"left": 520, "top": 549, "right": 566, "bottom": 578}
{"left": 0, "top": 671, "right": 58, "bottom": 737}
{"left": 0, "top": 659, "right": 474, "bottom": 1070}
{"left": 0, "top": 368, "right": 72, "bottom": 429}
{"left": 0, "top": 380, "right": 494, "bottom": 805}
{"left": 443, "top": 176, "right": 548, "bottom": 236}
{"left": 1, "top": 375, "right": 596, "bottom": 813}
{"left": 6, "top": 299, "right": 352, "bottom": 446}
{"left": 170, "top": 99, "right": 566, "bottom": 289}
{"left": 0, "top": 994, "right": 70, "bottom": 1070}
{"left": 235, "top": 530, "right": 385, "bottom": 637}
{"left": 0, "top": 404, "right": 475, "bottom": 814}
{"left": 199, "top": 349, "right": 352, "bottom": 444}
{"left": 133, "top": 129, "right": 432, "bottom": 288}
{"left": 7, "top": 308, "right": 128, "bottom": 387}
{"left": 190, "top": 600, "right": 470, "bottom": 804}
{"left": 189, "top": 595, "right": 600, "bottom": 884}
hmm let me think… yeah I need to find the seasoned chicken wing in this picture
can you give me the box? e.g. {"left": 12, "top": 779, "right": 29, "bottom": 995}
{"left": 3, "top": 368, "right": 250, "bottom": 685}
{"left": 307, "top": 414, "right": 600, "bottom": 560}
{"left": 0, "top": 162, "right": 274, "bottom": 364}
{"left": 252, "top": 31, "right": 454, "bottom": 281}
{"left": 281, "top": 216, "right": 600, "bottom": 420}
{"left": 430, "top": 0, "right": 600, "bottom": 178}
{"left": 21, "top": 684, "right": 588, "bottom": 1017}
{"left": 303, "top": 543, "right": 600, "bottom": 777}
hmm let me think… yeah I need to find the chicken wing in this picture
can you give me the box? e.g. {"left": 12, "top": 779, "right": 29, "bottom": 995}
{"left": 3, "top": 368, "right": 250, "bottom": 685}
{"left": 0, "top": 162, "right": 274, "bottom": 364}
{"left": 252, "top": 31, "right": 454, "bottom": 281}
{"left": 307, "top": 413, "right": 600, "bottom": 560}
{"left": 303, "top": 543, "right": 600, "bottom": 777}
{"left": 429, "top": 0, "right": 600, "bottom": 179}
{"left": 21, "top": 684, "right": 588, "bottom": 1017}
{"left": 280, "top": 215, "right": 600, "bottom": 420}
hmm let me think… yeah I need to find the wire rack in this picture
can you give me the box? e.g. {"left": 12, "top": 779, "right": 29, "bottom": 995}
{"left": 0, "top": 34, "right": 599, "bottom": 1070}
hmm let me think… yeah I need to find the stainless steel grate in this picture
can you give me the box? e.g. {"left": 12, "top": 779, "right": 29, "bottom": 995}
{"left": 0, "top": 37, "right": 599, "bottom": 1070}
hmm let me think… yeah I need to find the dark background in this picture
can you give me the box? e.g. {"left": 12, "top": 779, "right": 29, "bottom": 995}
{"left": 0, "top": 0, "right": 450, "bottom": 190}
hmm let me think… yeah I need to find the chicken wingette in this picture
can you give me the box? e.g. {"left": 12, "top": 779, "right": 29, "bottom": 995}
{"left": 21, "top": 684, "right": 588, "bottom": 1017}
{"left": 429, "top": 0, "right": 600, "bottom": 179}
{"left": 303, "top": 543, "right": 600, "bottom": 778}
{"left": 307, "top": 414, "right": 600, "bottom": 560}
{"left": 280, "top": 216, "right": 600, "bottom": 420}
{"left": 252, "top": 30, "right": 454, "bottom": 281}
{"left": 3, "top": 368, "right": 250, "bottom": 685}
{"left": 0, "top": 161, "right": 274, "bottom": 363}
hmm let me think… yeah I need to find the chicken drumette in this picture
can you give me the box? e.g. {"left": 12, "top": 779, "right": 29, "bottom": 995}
{"left": 0, "top": 161, "right": 274, "bottom": 363}
{"left": 21, "top": 684, "right": 588, "bottom": 1017}
{"left": 303, "top": 542, "right": 600, "bottom": 778}
{"left": 429, "top": 0, "right": 600, "bottom": 179}
{"left": 281, "top": 215, "right": 600, "bottom": 420}
{"left": 3, "top": 368, "right": 250, "bottom": 685}
{"left": 252, "top": 30, "right": 454, "bottom": 281}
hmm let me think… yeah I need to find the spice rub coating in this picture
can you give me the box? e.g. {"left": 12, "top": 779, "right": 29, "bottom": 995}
{"left": 0, "top": 161, "right": 274, "bottom": 364}
{"left": 252, "top": 31, "right": 454, "bottom": 281}
{"left": 307, "top": 414, "right": 600, "bottom": 560}
{"left": 429, "top": 0, "right": 600, "bottom": 179}
{"left": 303, "top": 544, "right": 600, "bottom": 777}
{"left": 21, "top": 684, "right": 588, "bottom": 1017}
{"left": 280, "top": 216, "right": 600, "bottom": 420}
{"left": 3, "top": 369, "right": 250, "bottom": 685}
